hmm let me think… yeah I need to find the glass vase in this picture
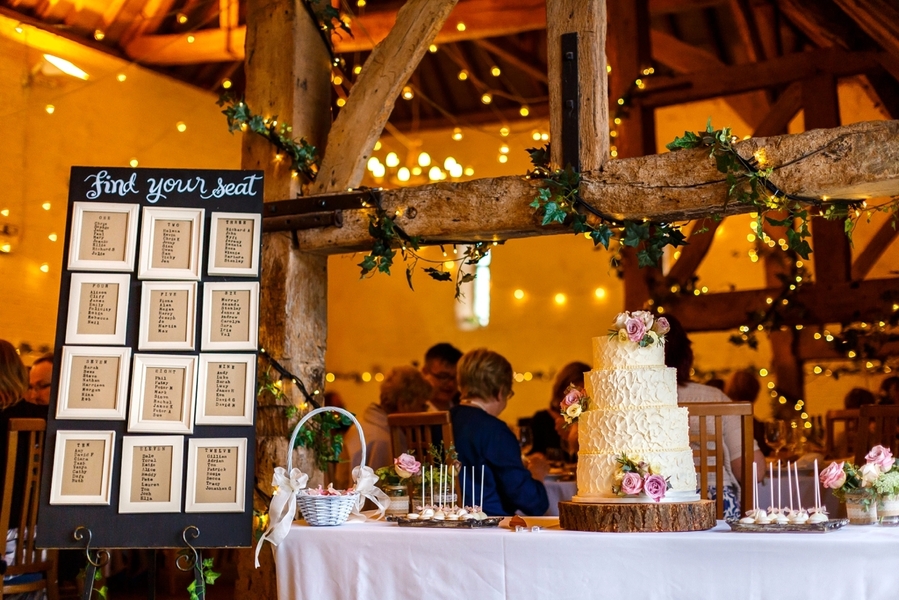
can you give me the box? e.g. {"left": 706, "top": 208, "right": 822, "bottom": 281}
{"left": 878, "top": 493, "right": 899, "bottom": 518}
{"left": 382, "top": 484, "right": 410, "bottom": 517}
{"left": 844, "top": 490, "right": 877, "bottom": 525}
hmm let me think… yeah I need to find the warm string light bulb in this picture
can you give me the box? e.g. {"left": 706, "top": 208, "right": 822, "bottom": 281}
{"left": 519, "top": 105, "right": 530, "bottom": 117}
{"left": 452, "top": 127, "right": 463, "bottom": 141}
{"left": 176, "top": 121, "right": 187, "bottom": 132}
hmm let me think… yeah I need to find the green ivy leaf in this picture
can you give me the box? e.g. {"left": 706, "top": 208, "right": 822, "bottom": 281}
{"left": 590, "top": 225, "right": 613, "bottom": 249}
{"left": 423, "top": 267, "right": 452, "bottom": 282}
{"left": 665, "top": 130, "right": 702, "bottom": 151}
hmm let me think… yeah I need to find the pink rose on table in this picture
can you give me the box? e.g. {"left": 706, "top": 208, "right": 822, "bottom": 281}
{"left": 652, "top": 317, "right": 670, "bottom": 335}
{"left": 819, "top": 461, "right": 847, "bottom": 489}
{"left": 394, "top": 453, "right": 421, "bottom": 479}
{"left": 625, "top": 318, "right": 646, "bottom": 343}
{"left": 644, "top": 474, "right": 667, "bottom": 502}
{"left": 620, "top": 472, "right": 643, "bottom": 495}
{"left": 631, "top": 310, "right": 655, "bottom": 327}
{"left": 561, "top": 388, "right": 585, "bottom": 409}
{"left": 865, "top": 445, "right": 895, "bottom": 471}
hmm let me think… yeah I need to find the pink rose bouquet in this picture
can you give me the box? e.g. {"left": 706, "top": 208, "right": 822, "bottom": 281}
{"left": 394, "top": 453, "right": 422, "bottom": 479}
{"left": 620, "top": 472, "right": 643, "bottom": 495}
{"left": 865, "top": 445, "right": 895, "bottom": 471}
{"left": 560, "top": 385, "right": 590, "bottom": 426}
{"left": 611, "top": 454, "right": 670, "bottom": 500}
{"left": 819, "top": 461, "right": 848, "bottom": 490}
{"left": 643, "top": 475, "right": 667, "bottom": 502}
{"left": 624, "top": 317, "right": 646, "bottom": 343}
{"left": 609, "top": 311, "right": 668, "bottom": 347}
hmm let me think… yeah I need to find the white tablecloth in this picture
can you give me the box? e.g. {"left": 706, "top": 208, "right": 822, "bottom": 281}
{"left": 273, "top": 517, "right": 899, "bottom": 600}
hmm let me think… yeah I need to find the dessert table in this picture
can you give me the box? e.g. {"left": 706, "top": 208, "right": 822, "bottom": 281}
{"left": 273, "top": 516, "right": 899, "bottom": 600}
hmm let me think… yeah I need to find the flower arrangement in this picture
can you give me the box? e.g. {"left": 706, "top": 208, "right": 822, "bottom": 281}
{"left": 611, "top": 454, "right": 671, "bottom": 502}
{"left": 560, "top": 385, "right": 590, "bottom": 425}
{"left": 608, "top": 311, "right": 670, "bottom": 347}
{"left": 375, "top": 453, "right": 422, "bottom": 486}
{"left": 819, "top": 445, "right": 898, "bottom": 508}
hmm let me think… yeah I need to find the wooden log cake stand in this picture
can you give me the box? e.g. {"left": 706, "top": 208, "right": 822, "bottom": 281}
{"left": 558, "top": 500, "right": 716, "bottom": 532}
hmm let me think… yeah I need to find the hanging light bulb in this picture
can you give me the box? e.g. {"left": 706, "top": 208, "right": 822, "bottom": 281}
{"left": 481, "top": 92, "right": 493, "bottom": 104}
{"left": 397, "top": 167, "right": 411, "bottom": 182}
{"left": 417, "top": 152, "right": 431, "bottom": 167}
{"left": 519, "top": 105, "right": 530, "bottom": 117}
{"left": 452, "top": 127, "right": 463, "bottom": 141}
{"left": 428, "top": 166, "right": 442, "bottom": 181}
{"left": 449, "top": 163, "right": 463, "bottom": 178}
{"left": 385, "top": 152, "right": 400, "bottom": 168}
{"left": 490, "top": 66, "right": 501, "bottom": 76}
{"left": 444, "top": 157, "right": 457, "bottom": 170}
{"left": 402, "top": 86, "right": 414, "bottom": 100}
{"left": 367, "top": 157, "right": 380, "bottom": 172}
{"left": 372, "top": 163, "right": 386, "bottom": 178}
{"left": 500, "top": 126, "right": 510, "bottom": 137}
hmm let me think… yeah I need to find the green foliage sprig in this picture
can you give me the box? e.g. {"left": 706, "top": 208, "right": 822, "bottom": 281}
{"left": 218, "top": 94, "right": 318, "bottom": 182}
{"left": 527, "top": 144, "right": 687, "bottom": 267}
{"left": 186, "top": 557, "right": 221, "bottom": 600}
{"left": 82, "top": 568, "right": 107, "bottom": 600}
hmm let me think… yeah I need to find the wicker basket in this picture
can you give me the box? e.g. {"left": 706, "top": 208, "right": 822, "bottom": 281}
{"left": 287, "top": 406, "right": 366, "bottom": 526}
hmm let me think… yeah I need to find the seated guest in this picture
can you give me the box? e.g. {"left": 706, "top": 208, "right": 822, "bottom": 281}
{"left": 844, "top": 387, "right": 876, "bottom": 409}
{"left": 344, "top": 366, "right": 431, "bottom": 473}
{"left": 724, "top": 369, "right": 769, "bottom": 455}
{"left": 530, "top": 361, "right": 589, "bottom": 459}
{"left": 421, "top": 343, "right": 463, "bottom": 412}
{"left": 664, "top": 316, "right": 765, "bottom": 521}
{"left": 26, "top": 353, "right": 53, "bottom": 415}
{"left": 878, "top": 377, "right": 899, "bottom": 406}
{"left": 451, "top": 348, "right": 548, "bottom": 516}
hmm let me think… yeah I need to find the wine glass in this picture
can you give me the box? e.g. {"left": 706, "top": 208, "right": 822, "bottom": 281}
{"left": 764, "top": 420, "right": 787, "bottom": 457}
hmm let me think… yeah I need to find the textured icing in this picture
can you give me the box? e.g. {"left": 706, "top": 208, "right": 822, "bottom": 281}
{"left": 575, "top": 335, "right": 698, "bottom": 502}
{"left": 578, "top": 406, "right": 690, "bottom": 452}
{"left": 585, "top": 368, "right": 678, "bottom": 409}
{"left": 593, "top": 337, "right": 665, "bottom": 370}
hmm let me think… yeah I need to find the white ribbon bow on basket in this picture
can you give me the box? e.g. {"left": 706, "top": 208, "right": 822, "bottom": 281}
{"left": 254, "top": 467, "right": 308, "bottom": 568}
{"left": 347, "top": 465, "right": 389, "bottom": 522}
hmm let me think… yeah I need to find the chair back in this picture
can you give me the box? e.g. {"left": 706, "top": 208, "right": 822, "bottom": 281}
{"left": 679, "top": 402, "right": 754, "bottom": 521}
{"left": 0, "top": 418, "right": 57, "bottom": 599}
{"left": 824, "top": 409, "right": 859, "bottom": 458}
{"left": 387, "top": 411, "right": 454, "bottom": 460}
{"left": 855, "top": 405, "right": 899, "bottom": 465}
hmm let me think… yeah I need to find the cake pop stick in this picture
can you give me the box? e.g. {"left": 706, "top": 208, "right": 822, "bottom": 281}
{"left": 794, "top": 461, "right": 802, "bottom": 510}
{"left": 787, "top": 461, "right": 793, "bottom": 512}
{"left": 430, "top": 465, "right": 434, "bottom": 508}
{"left": 753, "top": 461, "right": 758, "bottom": 513}
{"left": 777, "top": 460, "right": 782, "bottom": 513}
{"left": 480, "top": 465, "right": 485, "bottom": 510}
{"left": 452, "top": 464, "right": 456, "bottom": 508}
{"left": 813, "top": 459, "right": 820, "bottom": 509}
{"left": 769, "top": 461, "right": 774, "bottom": 510}
{"left": 462, "top": 466, "right": 466, "bottom": 509}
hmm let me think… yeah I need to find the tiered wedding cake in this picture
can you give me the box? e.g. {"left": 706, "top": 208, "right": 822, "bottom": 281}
{"left": 573, "top": 311, "right": 699, "bottom": 503}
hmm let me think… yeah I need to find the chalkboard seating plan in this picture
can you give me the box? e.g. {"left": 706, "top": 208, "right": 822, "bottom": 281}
{"left": 39, "top": 167, "right": 263, "bottom": 549}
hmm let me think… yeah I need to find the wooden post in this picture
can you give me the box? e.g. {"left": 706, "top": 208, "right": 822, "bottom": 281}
{"left": 234, "top": 0, "right": 332, "bottom": 594}
{"left": 546, "top": 0, "right": 610, "bottom": 171}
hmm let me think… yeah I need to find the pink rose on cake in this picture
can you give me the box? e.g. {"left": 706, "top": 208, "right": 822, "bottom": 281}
{"left": 865, "top": 445, "right": 895, "bottom": 471}
{"left": 394, "top": 453, "right": 421, "bottom": 479}
{"left": 652, "top": 317, "right": 670, "bottom": 335}
{"left": 561, "top": 388, "right": 585, "bottom": 409}
{"left": 560, "top": 385, "right": 589, "bottom": 426}
{"left": 625, "top": 317, "right": 646, "bottom": 343}
{"left": 620, "top": 472, "right": 643, "bottom": 495}
{"left": 643, "top": 474, "right": 667, "bottom": 502}
{"left": 631, "top": 310, "right": 655, "bottom": 328}
{"left": 613, "top": 312, "right": 630, "bottom": 330}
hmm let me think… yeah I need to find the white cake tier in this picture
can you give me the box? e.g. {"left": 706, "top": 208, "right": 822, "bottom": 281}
{"left": 593, "top": 336, "right": 665, "bottom": 370}
{"left": 578, "top": 405, "right": 691, "bottom": 452}
{"left": 575, "top": 448, "right": 699, "bottom": 500}
{"left": 585, "top": 367, "right": 678, "bottom": 409}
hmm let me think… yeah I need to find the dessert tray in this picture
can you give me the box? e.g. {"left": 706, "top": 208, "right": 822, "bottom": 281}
{"left": 387, "top": 515, "right": 503, "bottom": 528}
{"left": 725, "top": 518, "right": 848, "bottom": 534}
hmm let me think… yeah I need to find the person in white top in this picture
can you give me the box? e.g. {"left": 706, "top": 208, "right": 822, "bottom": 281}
{"left": 663, "top": 315, "right": 765, "bottom": 520}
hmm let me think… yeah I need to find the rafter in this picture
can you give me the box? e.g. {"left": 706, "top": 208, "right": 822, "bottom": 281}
{"left": 751, "top": 82, "right": 801, "bottom": 136}
{"left": 665, "top": 220, "right": 721, "bottom": 288}
{"left": 852, "top": 218, "right": 899, "bottom": 281}
{"left": 833, "top": 0, "right": 899, "bottom": 61}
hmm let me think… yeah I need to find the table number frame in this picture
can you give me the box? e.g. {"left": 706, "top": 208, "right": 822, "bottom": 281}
{"left": 138, "top": 206, "right": 205, "bottom": 280}
{"left": 49, "top": 430, "right": 116, "bottom": 505}
{"left": 195, "top": 353, "right": 257, "bottom": 426}
{"left": 184, "top": 438, "right": 247, "bottom": 513}
{"left": 200, "top": 281, "right": 259, "bottom": 351}
{"left": 56, "top": 346, "right": 131, "bottom": 420}
{"left": 67, "top": 202, "right": 140, "bottom": 272}
{"left": 118, "top": 436, "right": 184, "bottom": 514}
{"left": 128, "top": 354, "right": 197, "bottom": 434}
{"left": 207, "top": 212, "right": 262, "bottom": 277}
{"left": 137, "top": 281, "right": 198, "bottom": 351}
{"left": 64, "top": 273, "right": 131, "bottom": 345}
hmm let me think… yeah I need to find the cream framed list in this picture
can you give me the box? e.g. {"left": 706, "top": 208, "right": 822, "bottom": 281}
{"left": 118, "top": 436, "right": 184, "bottom": 513}
{"left": 138, "top": 207, "right": 204, "bottom": 280}
{"left": 56, "top": 346, "right": 131, "bottom": 420}
{"left": 49, "top": 430, "right": 116, "bottom": 505}
{"left": 185, "top": 438, "right": 247, "bottom": 513}
{"left": 128, "top": 354, "right": 197, "bottom": 434}
{"left": 67, "top": 202, "right": 140, "bottom": 272}
{"left": 137, "top": 281, "right": 198, "bottom": 351}
{"left": 206, "top": 212, "right": 261, "bottom": 277}
{"left": 65, "top": 273, "right": 131, "bottom": 346}
{"left": 200, "top": 282, "right": 259, "bottom": 351}
{"left": 195, "top": 354, "right": 256, "bottom": 426}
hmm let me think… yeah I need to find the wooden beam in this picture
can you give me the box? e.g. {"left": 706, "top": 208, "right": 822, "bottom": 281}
{"left": 726, "top": 0, "right": 766, "bottom": 62}
{"left": 638, "top": 49, "right": 881, "bottom": 108}
{"left": 546, "top": 0, "right": 609, "bottom": 171}
{"left": 291, "top": 121, "right": 899, "bottom": 253}
{"left": 833, "top": 0, "right": 899, "bottom": 61}
{"left": 751, "top": 82, "right": 801, "bottom": 137}
{"left": 313, "top": 0, "right": 458, "bottom": 194}
{"left": 665, "top": 220, "right": 721, "bottom": 287}
{"left": 473, "top": 38, "right": 549, "bottom": 83}
{"left": 852, "top": 218, "right": 899, "bottom": 280}
{"left": 671, "top": 278, "right": 899, "bottom": 332}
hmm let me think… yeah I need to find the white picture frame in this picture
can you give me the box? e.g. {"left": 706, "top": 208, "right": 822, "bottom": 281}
{"left": 49, "top": 430, "right": 115, "bottom": 505}
{"left": 185, "top": 437, "right": 247, "bottom": 513}
{"left": 65, "top": 273, "right": 131, "bottom": 346}
{"left": 56, "top": 346, "right": 131, "bottom": 420}
{"left": 206, "top": 212, "right": 261, "bottom": 277}
{"left": 128, "top": 354, "right": 197, "bottom": 434}
{"left": 138, "top": 206, "right": 204, "bottom": 280}
{"left": 137, "top": 281, "right": 198, "bottom": 351}
{"left": 118, "top": 435, "right": 184, "bottom": 513}
{"left": 195, "top": 353, "right": 256, "bottom": 426}
{"left": 67, "top": 201, "right": 140, "bottom": 272}
{"left": 200, "top": 282, "right": 259, "bottom": 351}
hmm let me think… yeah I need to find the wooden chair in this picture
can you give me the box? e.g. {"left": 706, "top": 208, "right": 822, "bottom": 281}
{"left": 679, "top": 402, "right": 754, "bottom": 521}
{"left": 387, "top": 411, "right": 454, "bottom": 461}
{"left": 824, "top": 409, "right": 859, "bottom": 458}
{"left": 0, "top": 418, "right": 58, "bottom": 600}
{"left": 855, "top": 405, "right": 899, "bottom": 465}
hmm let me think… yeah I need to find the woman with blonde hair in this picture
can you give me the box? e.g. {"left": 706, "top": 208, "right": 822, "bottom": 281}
{"left": 451, "top": 348, "right": 548, "bottom": 516}
{"left": 0, "top": 341, "right": 27, "bottom": 410}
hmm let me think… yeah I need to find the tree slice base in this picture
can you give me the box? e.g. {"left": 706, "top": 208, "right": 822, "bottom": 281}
{"left": 558, "top": 499, "right": 716, "bottom": 532}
